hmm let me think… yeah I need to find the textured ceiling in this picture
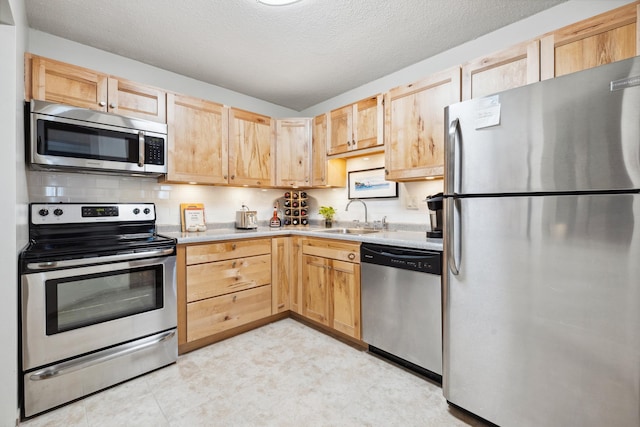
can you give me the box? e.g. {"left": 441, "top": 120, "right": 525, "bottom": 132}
{"left": 25, "top": 0, "right": 567, "bottom": 111}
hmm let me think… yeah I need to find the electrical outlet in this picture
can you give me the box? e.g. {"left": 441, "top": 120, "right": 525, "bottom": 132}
{"left": 406, "top": 195, "right": 419, "bottom": 210}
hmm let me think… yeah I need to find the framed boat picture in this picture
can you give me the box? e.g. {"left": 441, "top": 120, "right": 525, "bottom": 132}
{"left": 348, "top": 167, "right": 398, "bottom": 199}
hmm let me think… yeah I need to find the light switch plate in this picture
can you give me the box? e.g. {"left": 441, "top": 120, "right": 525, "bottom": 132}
{"left": 406, "top": 195, "right": 419, "bottom": 210}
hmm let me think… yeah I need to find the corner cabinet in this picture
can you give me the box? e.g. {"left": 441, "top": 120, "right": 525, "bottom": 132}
{"left": 228, "top": 108, "right": 275, "bottom": 187}
{"left": 461, "top": 40, "right": 540, "bottom": 100}
{"left": 165, "top": 93, "right": 229, "bottom": 184}
{"left": 178, "top": 239, "right": 273, "bottom": 352}
{"left": 384, "top": 66, "right": 461, "bottom": 181}
{"left": 328, "top": 95, "right": 383, "bottom": 156}
{"left": 311, "top": 114, "right": 346, "bottom": 187}
{"left": 301, "top": 238, "right": 361, "bottom": 339}
{"left": 540, "top": 1, "right": 639, "bottom": 79}
{"left": 27, "top": 54, "right": 166, "bottom": 123}
{"left": 274, "top": 118, "right": 312, "bottom": 187}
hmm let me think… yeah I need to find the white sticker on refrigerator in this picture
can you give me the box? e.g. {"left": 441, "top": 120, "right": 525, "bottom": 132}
{"left": 475, "top": 95, "right": 501, "bottom": 129}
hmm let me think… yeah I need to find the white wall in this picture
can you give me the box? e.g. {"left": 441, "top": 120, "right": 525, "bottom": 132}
{"left": 2, "top": 0, "right": 27, "bottom": 424}
{"left": 27, "top": 30, "right": 298, "bottom": 119}
{"left": 300, "top": 0, "right": 632, "bottom": 116}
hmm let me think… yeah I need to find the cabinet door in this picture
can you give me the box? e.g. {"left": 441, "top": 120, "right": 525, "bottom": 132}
{"left": 271, "top": 237, "right": 291, "bottom": 313}
{"left": 107, "top": 77, "right": 166, "bottom": 123}
{"left": 275, "top": 118, "right": 311, "bottom": 187}
{"left": 462, "top": 40, "right": 540, "bottom": 100}
{"left": 228, "top": 108, "right": 274, "bottom": 186}
{"left": 330, "top": 259, "right": 361, "bottom": 339}
{"left": 311, "top": 114, "right": 346, "bottom": 188}
{"left": 166, "top": 93, "right": 229, "bottom": 184}
{"left": 301, "top": 255, "right": 330, "bottom": 326}
{"left": 540, "top": 2, "right": 639, "bottom": 79}
{"left": 327, "top": 104, "right": 353, "bottom": 155}
{"left": 384, "top": 66, "right": 461, "bottom": 181}
{"left": 290, "top": 236, "right": 303, "bottom": 314}
{"left": 30, "top": 56, "right": 108, "bottom": 111}
{"left": 353, "top": 95, "right": 383, "bottom": 151}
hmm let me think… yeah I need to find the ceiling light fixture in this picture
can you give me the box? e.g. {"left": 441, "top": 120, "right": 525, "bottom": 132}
{"left": 257, "top": 0, "right": 301, "bottom": 5}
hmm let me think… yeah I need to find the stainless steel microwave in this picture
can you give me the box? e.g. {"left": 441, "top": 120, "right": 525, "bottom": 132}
{"left": 27, "top": 100, "right": 168, "bottom": 176}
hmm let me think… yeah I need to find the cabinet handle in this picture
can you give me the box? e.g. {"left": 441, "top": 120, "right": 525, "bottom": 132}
{"left": 348, "top": 253, "right": 356, "bottom": 260}
{"left": 232, "top": 243, "right": 237, "bottom": 250}
{"left": 385, "top": 169, "right": 389, "bottom": 175}
{"left": 98, "top": 101, "right": 106, "bottom": 107}
{"left": 347, "top": 140, "right": 351, "bottom": 146}
{"left": 224, "top": 175, "right": 228, "bottom": 180}
{"left": 233, "top": 295, "right": 237, "bottom": 302}
{"left": 231, "top": 175, "right": 235, "bottom": 180}
{"left": 110, "top": 103, "right": 117, "bottom": 109}
{"left": 232, "top": 261, "right": 237, "bottom": 268}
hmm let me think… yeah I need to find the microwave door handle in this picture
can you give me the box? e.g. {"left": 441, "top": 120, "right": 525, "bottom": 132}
{"left": 138, "top": 131, "right": 145, "bottom": 167}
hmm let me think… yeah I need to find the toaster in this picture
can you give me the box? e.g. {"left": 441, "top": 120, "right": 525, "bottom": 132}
{"left": 235, "top": 205, "right": 258, "bottom": 229}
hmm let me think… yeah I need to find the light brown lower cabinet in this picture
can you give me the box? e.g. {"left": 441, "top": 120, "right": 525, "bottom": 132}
{"left": 177, "top": 236, "right": 361, "bottom": 353}
{"left": 179, "top": 238, "right": 273, "bottom": 351}
{"left": 301, "top": 238, "right": 361, "bottom": 340}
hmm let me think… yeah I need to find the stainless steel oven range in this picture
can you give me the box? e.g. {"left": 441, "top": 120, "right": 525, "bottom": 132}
{"left": 19, "top": 202, "right": 177, "bottom": 419}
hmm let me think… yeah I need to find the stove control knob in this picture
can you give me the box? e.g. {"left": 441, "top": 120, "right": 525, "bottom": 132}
{"left": 133, "top": 208, "right": 140, "bottom": 215}
{"left": 53, "top": 208, "right": 63, "bottom": 216}
{"left": 143, "top": 208, "right": 151, "bottom": 215}
{"left": 38, "top": 209, "right": 49, "bottom": 217}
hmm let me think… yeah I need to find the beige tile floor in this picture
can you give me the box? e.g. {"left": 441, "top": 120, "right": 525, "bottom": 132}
{"left": 20, "top": 318, "right": 488, "bottom": 427}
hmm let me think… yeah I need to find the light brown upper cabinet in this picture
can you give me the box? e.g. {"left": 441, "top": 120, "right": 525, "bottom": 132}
{"left": 328, "top": 95, "right": 383, "bottom": 156}
{"left": 274, "top": 118, "right": 312, "bottom": 188}
{"left": 540, "top": 1, "right": 639, "bottom": 80}
{"left": 228, "top": 108, "right": 275, "bottom": 187}
{"left": 311, "top": 114, "right": 346, "bottom": 187}
{"left": 27, "top": 54, "right": 166, "bottom": 123}
{"left": 462, "top": 40, "right": 540, "bottom": 100}
{"left": 384, "top": 67, "right": 461, "bottom": 181}
{"left": 165, "top": 93, "right": 229, "bottom": 184}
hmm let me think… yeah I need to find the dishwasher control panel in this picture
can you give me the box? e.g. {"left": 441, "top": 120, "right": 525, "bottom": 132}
{"left": 360, "top": 243, "right": 441, "bottom": 275}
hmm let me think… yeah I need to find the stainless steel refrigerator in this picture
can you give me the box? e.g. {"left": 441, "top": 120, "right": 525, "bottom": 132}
{"left": 443, "top": 56, "right": 640, "bottom": 427}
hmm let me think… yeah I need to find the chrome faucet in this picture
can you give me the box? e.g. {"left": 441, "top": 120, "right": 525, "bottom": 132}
{"left": 345, "top": 198, "right": 368, "bottom": 224}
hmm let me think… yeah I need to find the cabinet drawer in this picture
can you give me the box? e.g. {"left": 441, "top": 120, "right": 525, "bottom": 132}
{"left": 186, "top": 285, "right": 272, "bottom": 342}
{"left": 187, "top": 254, "right": 271, "bottom": 302}
{"left": 186, "top": 238, "right": 271, "bottom": 264}
{"left": 301, "top": 238, "right": 360, "bottom": 263}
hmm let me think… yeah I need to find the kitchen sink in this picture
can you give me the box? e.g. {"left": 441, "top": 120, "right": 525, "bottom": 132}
{"left": 316, "top": 228, "right": 380, "bottom": 235}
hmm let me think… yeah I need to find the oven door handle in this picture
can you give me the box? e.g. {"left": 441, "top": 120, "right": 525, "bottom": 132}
{"left": 28, "top": 329, "right": 176, "bottom": 381}
{"left": 27, "top": 247, "right": 175, "bottom": 270}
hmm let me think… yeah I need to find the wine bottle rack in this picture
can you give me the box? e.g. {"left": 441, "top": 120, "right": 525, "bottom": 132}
{"left": 282, "top": 191, "right": 309, "bottom": 226}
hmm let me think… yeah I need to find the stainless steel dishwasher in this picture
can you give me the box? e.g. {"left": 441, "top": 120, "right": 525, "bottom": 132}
{"left": 361, "top": 243, "right": 442, "bottom": 381}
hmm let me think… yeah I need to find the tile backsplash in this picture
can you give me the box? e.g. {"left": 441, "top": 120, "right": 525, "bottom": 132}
{"left": 27, "top": 161, "right": 443, "bottom": 230}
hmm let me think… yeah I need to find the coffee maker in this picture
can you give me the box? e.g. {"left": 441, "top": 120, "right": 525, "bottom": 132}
{"left": 426, "top": 193, "right": 443, "bottom": 238}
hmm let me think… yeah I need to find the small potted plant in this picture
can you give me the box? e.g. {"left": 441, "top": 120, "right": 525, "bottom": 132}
{"left": 318, "top": 206, "right": 336, "bottom": 228}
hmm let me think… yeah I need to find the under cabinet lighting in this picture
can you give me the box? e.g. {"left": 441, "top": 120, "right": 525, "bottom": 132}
{"left": 257, "top": 0, "right": 301, "bottom": 5}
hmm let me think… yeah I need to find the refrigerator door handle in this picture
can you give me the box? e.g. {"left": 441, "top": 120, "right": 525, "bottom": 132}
{"left": 446, "top": 198, "right": 461, "bottom": 275}
{"left": 447, "top": 118, "right": 460, "bottom": 195}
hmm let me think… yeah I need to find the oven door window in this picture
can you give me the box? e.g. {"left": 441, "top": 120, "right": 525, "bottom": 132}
{"left": 45, "top": 265, "right": 163, "bottom": 335}
{"left": 37, "top": 119, "right": 139, "bottom": 163}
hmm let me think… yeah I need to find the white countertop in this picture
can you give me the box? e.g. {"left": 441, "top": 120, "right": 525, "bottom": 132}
{"left": 161, "top": 226, "right": 443, "bottom": 251}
